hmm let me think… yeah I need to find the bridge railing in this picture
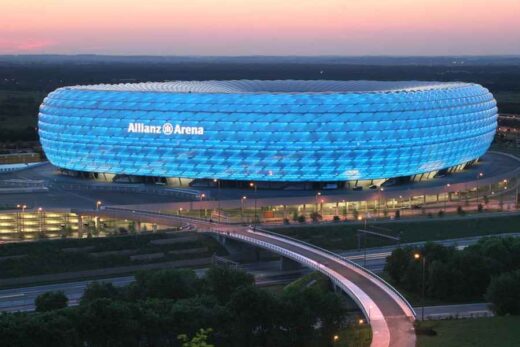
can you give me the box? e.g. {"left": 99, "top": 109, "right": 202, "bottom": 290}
{"left": 251, "top": 226, "right": 416, "bottom": 319}
{"left": 212, "top": 228, "right": 376, "bottom": 322}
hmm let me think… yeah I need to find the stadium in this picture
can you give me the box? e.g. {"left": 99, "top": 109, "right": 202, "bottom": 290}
{"left": 38, "top": 80, "right": 497, "bottom": 190}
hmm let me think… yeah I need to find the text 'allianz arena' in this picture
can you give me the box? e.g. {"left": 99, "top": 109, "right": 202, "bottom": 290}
{"left": 38, "top": 80, "right": 497, "bottom": 183}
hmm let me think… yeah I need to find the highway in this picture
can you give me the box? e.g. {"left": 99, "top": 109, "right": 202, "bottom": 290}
{"left": 0, "top": 263, "right": 306, "bottom": 313}
{"left": 76, "top": 208, "right": 416, "bottom": 347}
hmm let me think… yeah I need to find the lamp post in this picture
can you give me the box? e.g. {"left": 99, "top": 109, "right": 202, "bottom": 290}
{"left": 241, "top": 196, "right": 247, "bottom": 223}
{"left": 414, "top": 252, "right": 426, "bottom": 321}
{"left": 214, "top": 179, "right": 221, "bottom": 223}
{"left": 249, "top": 182, "right": 258, "bottom": 225}
{"left": 16, "top": 204, "right": 27, "bottom": 234}
{"left": 96, "top": 200, "right": 102, "bottom": 211}
{"left": 37, "top": 207, "right": 43, "bottom": 234}
{"left": 315, "top": 192, "right": 321, "bottom": 212}
{"left": 476, "top": 172, "right": 483, "bottom": 206}
{"left": 444, "top": 183, "right": 451, "bottom": 211}
{"left": 200, "top": 193, "right": 206, "bottom": 219}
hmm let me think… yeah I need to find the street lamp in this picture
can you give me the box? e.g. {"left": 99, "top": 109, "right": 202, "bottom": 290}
{"left": 249, "top": 182, "right": 258, "bottom": 225}
{"left": 241, "top": 196, "right": 247, "bottom": 223}
{"left": 96, "top": 201, "right": 102, "bottom": 210}
{"left": 476, "top": 172, "right": 483, "bottom": 206}
{"left": 414, "top": 252, "right": 426, "bottom": 321}
{"left": 200, "top": 193, "right": 206, "bottom": 219}
{"left": 214, "top": 179, "right": 221, "bottom": 223}
{"left": 38, "top": 207, "right": 44, "bottom": 234}
{"left": 315, "top": 192, "right": 321, "bottom": 212}
{"left": 444, "top": 183, "right": 451, "bottom": 211}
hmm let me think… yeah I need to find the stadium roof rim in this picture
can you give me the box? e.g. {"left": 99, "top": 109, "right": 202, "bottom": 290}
{"left": 67, "top": 80, "right": 472, "bottom": 94}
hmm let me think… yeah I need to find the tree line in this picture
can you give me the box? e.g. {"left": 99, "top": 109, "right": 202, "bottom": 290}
{"left": 385, "top": 237, "right": 520, "bottom": 314}
{"left": 0, "top": 266, "right": 351, "bottom": 347}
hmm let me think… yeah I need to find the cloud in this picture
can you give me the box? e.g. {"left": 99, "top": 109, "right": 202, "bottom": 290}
{"left": 0, "top": 38, "right": 55, "bottom": 53}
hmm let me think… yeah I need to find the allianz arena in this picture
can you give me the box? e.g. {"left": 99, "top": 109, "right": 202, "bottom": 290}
{"left": 38, "top": 80, "right": 497, "bottom": 187}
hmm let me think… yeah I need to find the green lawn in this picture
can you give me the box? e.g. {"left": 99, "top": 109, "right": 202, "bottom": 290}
{"left": 270, "top": 215, "right": 520, "bottom": 251}
{"left": 417, "top": 316, "right": 520, "bottom": 347}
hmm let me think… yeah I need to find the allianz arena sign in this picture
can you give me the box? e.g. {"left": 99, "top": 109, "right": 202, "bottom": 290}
{"left": 127, "top": 122, "right": 204, "bottom": 136}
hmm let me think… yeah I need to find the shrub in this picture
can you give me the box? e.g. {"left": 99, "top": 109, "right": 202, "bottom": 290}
{"left": 332, "top": 215, "right": 340, "bottom": 222}
{"left": 35, "top": 291, "right": 68, "bottom": 312}
{"left": 310, "top": 212, "right": 322, "bottom": 223}
{"left": 297, "top": 215, "right": 306, "bottom": 223}
{"left": 486, "top": 270, "right": 520, "bottom": 315}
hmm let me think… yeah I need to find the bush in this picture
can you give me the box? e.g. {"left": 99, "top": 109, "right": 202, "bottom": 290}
{"left": 310, "top": 212, "right": 322, "bottom": 223}
{"left": 35, "top": 291, "right": 68, "bottom": 312}
{"left": 297, "top": 215, "right": 306, "bottom": 223}
{"left": 80, "top": 282, "right": 120, "bottom": 304}
{"left": 332, "top": 215, "right": 340, "bottom": 222}
{"left": 486, "top": 270, "right": 520, "bottom": 315}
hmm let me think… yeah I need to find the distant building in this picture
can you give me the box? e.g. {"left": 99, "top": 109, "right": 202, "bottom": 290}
{"left": 38, "top": 80, "right": 497, "bottom": 188}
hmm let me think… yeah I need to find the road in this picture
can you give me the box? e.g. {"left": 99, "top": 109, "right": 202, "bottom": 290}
{"left": 76, "top": 208, "right": 416, "bottom": 347}
{"left": 0, "top": 262, "right": 307, "bottom": 313}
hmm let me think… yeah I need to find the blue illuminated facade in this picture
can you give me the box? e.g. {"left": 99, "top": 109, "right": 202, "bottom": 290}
{"left": 38, "top": 80, "right": 497, "bottom": 182}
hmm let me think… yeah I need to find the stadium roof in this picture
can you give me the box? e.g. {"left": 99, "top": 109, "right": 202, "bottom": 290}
{"left": 69, "top": 80, "right": 469, "bottom": 94}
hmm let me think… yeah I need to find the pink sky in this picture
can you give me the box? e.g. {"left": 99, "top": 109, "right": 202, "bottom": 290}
{"left": 2, "top": 0, "right": 520, "bottom": 55}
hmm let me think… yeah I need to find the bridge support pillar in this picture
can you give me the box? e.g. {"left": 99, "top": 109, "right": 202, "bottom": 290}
{"left": 280, "top": 256, "right": 302, "bottom": 271}
{"left": 212, "top": 234, "right": 261, "bottom": 263}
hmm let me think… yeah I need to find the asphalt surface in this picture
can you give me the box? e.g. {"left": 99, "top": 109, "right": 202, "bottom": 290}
{"left": 0, "top": 262, "right": 307, "bottom": 313}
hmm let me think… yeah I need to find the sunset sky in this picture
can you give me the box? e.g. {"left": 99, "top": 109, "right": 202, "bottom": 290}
{"left": 2, "top": 0, "right": 519, "bottom": 55}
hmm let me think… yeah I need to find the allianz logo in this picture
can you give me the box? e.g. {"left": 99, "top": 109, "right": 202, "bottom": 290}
{"left": 127, "top": 122, "right": 204, "bottom": 136}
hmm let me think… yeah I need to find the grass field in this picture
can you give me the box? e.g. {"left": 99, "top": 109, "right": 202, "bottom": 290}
{"left": 270, "top": 214, "right": 520, "bottom": 251}
{"left": 417, "top": 316, "right": 520, "bottom": 347}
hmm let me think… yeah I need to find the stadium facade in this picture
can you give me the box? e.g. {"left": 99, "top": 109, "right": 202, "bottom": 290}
{"left": 38, "top": 80, "right": 497, "bottom": 188}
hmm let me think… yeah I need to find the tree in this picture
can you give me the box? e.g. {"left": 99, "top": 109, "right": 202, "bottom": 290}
{"left": 77, "top": 299, "right": 141, "bottom": 347}
{"left": 384, "top": 247, "right": 412, "bottom": 284}
{"left": 130, "top": 269, "right": 200, "bottom": 300}
{"left": 227, "top": 286, "right": 280, "bottom": 346}
{"left": 486, "top": 270, "right": 520, "bottom": 315}
{"left": 80, "top": 281, "right": 120, "bottom": 304}
{"left": 178, "top": 329, "right": 214, "bottom": 347}
{"left": 203, "top": 266, "right": 254, "bottom": 304}
{"left": 35, "top": 291, "right": 68, "bottom": 312}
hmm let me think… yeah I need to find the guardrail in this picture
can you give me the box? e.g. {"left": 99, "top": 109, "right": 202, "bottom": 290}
{"left": 253, "top": 226, "right": 416, "bottom": 319}
{"left": 213, "top": 229, "right": 378, "bottom": 322}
